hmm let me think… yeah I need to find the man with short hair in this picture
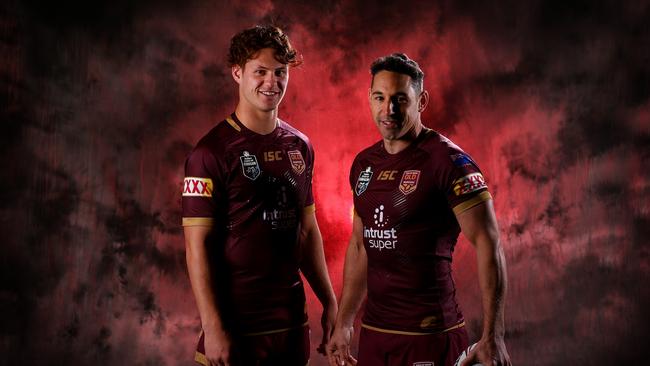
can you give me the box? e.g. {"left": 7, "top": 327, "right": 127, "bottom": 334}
{"left": 183, "top": 25, "right": 337, "bottom": 366}
{"left": 327, "top": 53, "right": 511, "bottom": 366}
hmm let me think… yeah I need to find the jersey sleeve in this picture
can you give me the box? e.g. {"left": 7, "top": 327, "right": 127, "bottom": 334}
{"left": 304, "top": 142, "right": 316, "bottom": 214}
{"left": 181, "top": 145, "right": 223, "bottom": 226}
{"left": 440, "top": 148, "right": 492, "bottom": 215}
{"left": 348, "top": 155, "right": 362, "bottom": 217}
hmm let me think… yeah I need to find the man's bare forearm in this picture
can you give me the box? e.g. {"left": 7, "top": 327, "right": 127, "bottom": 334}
{"left": 475, "top": 235, "right": 507, "bottom": 338}
{"left": 336, "top": 215, "right": 367, "bottom": 328}
{"left": 184, "top": 226, "right": 225, "bottom": 334}
{"left": 300, "top": 214, "right": 336, "bottom": 306}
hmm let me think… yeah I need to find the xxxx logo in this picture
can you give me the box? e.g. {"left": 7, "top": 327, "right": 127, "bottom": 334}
{"left": 183, "top": 177, "right": 213, "bottom": 197}
{"left": 453, "top": 173, "right": 486, "bottom": 196}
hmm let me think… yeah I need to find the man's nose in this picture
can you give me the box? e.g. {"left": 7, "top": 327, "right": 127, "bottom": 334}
{"left": 264, "top": 72, "right": 277, "bottom": 86}
{"left": 386, "top": 98, "right": 399, "bottom": 115}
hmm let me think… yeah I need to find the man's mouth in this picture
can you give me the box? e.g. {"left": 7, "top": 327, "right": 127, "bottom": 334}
{"left": 259, "top": 90, "right": 280, "bottom": 96}
{"left": 380, "top": 119, "right": 399, "bottom": 128}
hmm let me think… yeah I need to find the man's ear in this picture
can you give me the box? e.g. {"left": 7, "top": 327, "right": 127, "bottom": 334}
{"left": 418, "top": 90, "right": 429, "bottom": 112}
{"left": 232, "top": 65, "right": 242, "bottom": 84}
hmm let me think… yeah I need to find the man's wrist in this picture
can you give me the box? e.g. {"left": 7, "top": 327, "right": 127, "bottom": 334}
{"left": 480, "top": 332, "right": 505, "bottom": 342}
{"left": 335, "top": 317, "right": 355, "bottom": 330}
{"left": 202, "top": 321, "right": 225, "bottom": 336}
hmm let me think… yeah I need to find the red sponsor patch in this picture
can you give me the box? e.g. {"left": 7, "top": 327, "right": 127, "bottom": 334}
{"left": 453, "top": 173, "right": 487, "bottom": 196}
{"left": 183, "top": 177, "right": 213, "bottom": 197}
{"left": 399, "top": 170, "right": 420, "bottom": 195}
{"left": 287, "top": 150, "right": 306, "bottom": 175}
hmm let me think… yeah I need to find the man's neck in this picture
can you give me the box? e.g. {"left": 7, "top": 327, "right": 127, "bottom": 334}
{"left": 234, "top": 104, "right": 278, "bottom": 135}
{"left": 383, "top": 123, "right": 423, "bottom": 154}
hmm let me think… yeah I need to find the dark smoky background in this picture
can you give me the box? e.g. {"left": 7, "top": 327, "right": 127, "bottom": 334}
{"left": 1, "top": 0, "right": 648, "bottom": 365}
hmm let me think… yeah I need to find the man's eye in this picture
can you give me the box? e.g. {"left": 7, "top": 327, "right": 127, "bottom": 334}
{"left": 375, "top": 96, "right": 384, "bottom": 101}
{"left": 275, "top": 70, "right": 287, "bottom": 77}
{"left": 256, "top": 70, "right": 266, "bottom": 75}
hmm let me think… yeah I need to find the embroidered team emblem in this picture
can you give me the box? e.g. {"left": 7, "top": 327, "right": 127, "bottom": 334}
{"left": 399, "top": 170, "right": 421, "bottom": 195}
{"left": 355, "top": 167, "right": 373, "bottom": 196}
{"left": 182, "top": 177, "right": 213, "bottom": 197}
{"left": 287, "top": 150, "right": 306, "bottom": 175}
{"left": 240, "top": 151, "right": 261, "bottom": 180}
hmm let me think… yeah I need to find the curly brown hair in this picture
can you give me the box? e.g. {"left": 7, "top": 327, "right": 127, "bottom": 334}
{"left": 228, "top": 25, "right": 302, "bottom": 68}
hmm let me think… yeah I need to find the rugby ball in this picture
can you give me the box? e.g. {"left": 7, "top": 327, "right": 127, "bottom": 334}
{"left": 453, "top": 343, "right": 482, "bottom": 366}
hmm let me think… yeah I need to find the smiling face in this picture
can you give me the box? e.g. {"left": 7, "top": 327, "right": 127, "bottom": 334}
{"left": 232, "top": 47, "right": 289, "bottom": 113}
{"left": 369, "top": 70, "right": 427, "bottom": 142}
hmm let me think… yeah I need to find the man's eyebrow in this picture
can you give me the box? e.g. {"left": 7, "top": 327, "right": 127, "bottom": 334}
{"left": 371, "top": 91, "right": 409, "bottom": 96}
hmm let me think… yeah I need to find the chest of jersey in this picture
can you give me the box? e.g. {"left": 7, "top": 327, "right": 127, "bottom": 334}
{"left": 221, "top": 135, "right": 312, "bottom": 231}
{"left": 352, "top": 150, "right": 458, "bottom": 261}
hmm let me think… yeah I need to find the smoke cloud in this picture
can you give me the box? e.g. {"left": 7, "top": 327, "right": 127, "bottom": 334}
{"left": 1, "top": 0, "right": 648, "bottom": 364}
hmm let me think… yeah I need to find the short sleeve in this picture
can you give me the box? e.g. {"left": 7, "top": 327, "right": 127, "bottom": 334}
{"left": 303, "top": 143, "right": 316, "bottom": 213}
{"left": 441, "top": 149, "right": 492, "bottom": 215}
{"left": 181, "top": 146, "right": 222, "bottom": 226}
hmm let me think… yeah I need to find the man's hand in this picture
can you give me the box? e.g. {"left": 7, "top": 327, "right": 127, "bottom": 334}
{"left": 203, "top": 328, "right": 233, "bottom": 366}
{"left": 460, "top": 337, "right": 511, "bottom": 366}
{"left": 327, "top": 325, "right": 357, "bottom": 366}
{"left": 317, "top": 302, "right": 338, "bottom": 355}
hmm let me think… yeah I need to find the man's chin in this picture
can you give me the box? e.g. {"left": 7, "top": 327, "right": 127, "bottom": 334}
{"left": 256, "top": 103, "right": 280, "bottom": 112}
{"left": 378, "top": 127, "right": 401, "bottom": 140}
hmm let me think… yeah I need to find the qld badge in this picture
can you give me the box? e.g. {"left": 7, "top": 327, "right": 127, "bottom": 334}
{"left": 355, "top": 167, "right": 373, "bottom": 196}
{"left": 287, "top": 150, "right": 306, "bottom": 175}
{"left": 240, "top": 151, "right": 261, "bottom": 180}
{"left": 399, "top": 170, "right": 420, "bottom": 195}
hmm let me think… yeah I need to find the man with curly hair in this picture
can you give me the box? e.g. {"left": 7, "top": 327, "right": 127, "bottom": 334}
{"left": 182, "top": 25, "right": 337, "bottom": 366}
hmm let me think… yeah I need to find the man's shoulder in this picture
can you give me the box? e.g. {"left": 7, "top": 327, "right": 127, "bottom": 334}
{"left": 193, "top": 117, "right": 241, "bottom": 153}
{"left": 354, "top": 140, "right": 384, "bottom": 161}
{"left": 278, "top": 119, "right": 311, "bottom": 147}
{"left": 419, "top": 129, "right": 469, "bottom": 158}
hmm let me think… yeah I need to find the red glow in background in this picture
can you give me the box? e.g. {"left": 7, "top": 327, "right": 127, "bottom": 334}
{"left": 1, "top": 1, "right": 649, "bottom": 365}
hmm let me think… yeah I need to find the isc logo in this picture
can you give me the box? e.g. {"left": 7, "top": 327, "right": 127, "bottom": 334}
{"left": 264, "top": 151, "right": 283, "bottom": 162}
{"left": 377, "top": 170, "right": 398, "bottom": 180}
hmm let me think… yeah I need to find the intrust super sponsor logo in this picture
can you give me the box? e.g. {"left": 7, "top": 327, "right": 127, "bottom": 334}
{"left": 364, "top": 204, "right": 397, "bottom": 251}
{"left": 453, "top": 173, "right": 487, "bottom": 196}
{"left": 183, "top": 177, "right": 213, "bottom": 197}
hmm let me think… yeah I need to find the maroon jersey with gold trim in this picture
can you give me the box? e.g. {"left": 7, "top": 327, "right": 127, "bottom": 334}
{"left": 182, "top": 113, "right": 314, "bottom": 334}
{"left": 349, "top": 128, "right": 491, "bottom": 334}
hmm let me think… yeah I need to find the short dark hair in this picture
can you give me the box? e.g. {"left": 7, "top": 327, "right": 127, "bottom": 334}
{"left": 370, "top": 53, "right": 424, "bottom": 92}
{"left": 228, "top": 25, "right": 302, "bottom": 68}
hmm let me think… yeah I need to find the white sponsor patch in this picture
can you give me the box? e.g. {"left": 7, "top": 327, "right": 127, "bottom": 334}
{"left": 452, "top": 173, "right": 487, "bottom": 196}
{"left": 183, "top": 177, "right": 213, "bottom": 197}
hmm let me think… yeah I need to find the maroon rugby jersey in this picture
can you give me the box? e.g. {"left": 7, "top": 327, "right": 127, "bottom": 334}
{"left": 182, "top": 113, "right": 314, "bottom": 334}
{"left": 350, "top": 128, "right": 491, "bottom": 334}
